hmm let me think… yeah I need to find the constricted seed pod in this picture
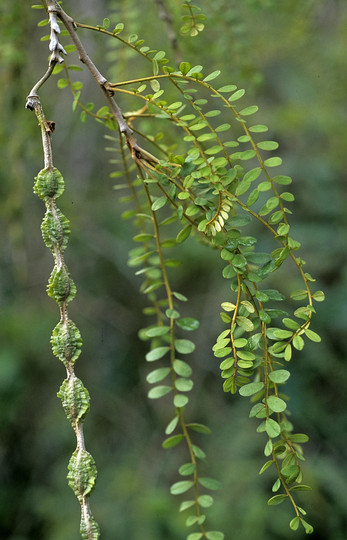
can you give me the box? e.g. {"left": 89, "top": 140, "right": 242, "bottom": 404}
{"left": 80, "top": 512, "right": 100, "bottom": 540}
{"left": 57, "top": 376, "right": 90, "bottom": 425}
{"left": 41, "top": 207, "right": 70, "bottom": 253}
{"left": 67, "top": 448, "right": 98, "bottom": 500}
{"left": 51, "top": 319, "right": 82, "bottom": 366}
{"left": 47, "top": 265, "right": 77, "bottom": 305}
{"left": 34, "top": 167, "right": 65, "bottom": 200}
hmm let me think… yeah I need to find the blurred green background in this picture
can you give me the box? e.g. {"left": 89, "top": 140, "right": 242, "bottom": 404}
{"left": 1, "top": 0, "right": 347, "bottom": 538}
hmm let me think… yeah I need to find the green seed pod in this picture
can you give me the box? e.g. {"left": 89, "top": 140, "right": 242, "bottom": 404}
{"left": 67, "top": 448, "right": 98, "bottom": 500}
{"left": 41, "top": 208, "right": 70, "bottom": 253}
{"left": 34, "top": 167, "right": 65, "bottom": 200}
{"left": 47, "top": 265, "right": 77, "bottom": 304}
{"left": 80, "top": 514, "right": 100, "bottom": 540}
{"left": 51, "top": 319, "right": 82, "bottom": 366}
{"left": 57, "top": 376, "right": 90, "bottom": 425}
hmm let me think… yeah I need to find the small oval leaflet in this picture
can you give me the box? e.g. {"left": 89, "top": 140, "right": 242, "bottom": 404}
{"left": 146, "top": 367, "right": 171, "bottom": 384}
{"left": 198, "top": 494, "right": 214, "bottom": 508}
{"left": 170, "top": 480, "right": 194, "bottom": 495}
{"left": 174, "top": 394, "right": 189, "bottom": 407}
{"left": 257, "top": 140, "right": 279, "bottom": 151}
{"left": 272, "top": 478, "right": 281, "bottom": 492}
{"left": 267, "top": 494, "right": 287, "bottom": 506}
{"left": 290, "top": 517, "right": 300, "bottom": 531}
{"left": 265, "top": 418, "right": 281, "bottom": 438}
{"left": 273, "top": 329, "right": 293, "bottom": 340}
{"left": 173, "top": 359, "right": 192, "bottom": 377}
{"left": 192, "top": 444, "right": 206, "bottom": 460}
{"left": 176, "top": 225, "right": 192, "bottom": 244}
{"left": 239, "top": 381, "right": 264, "bottom": 397}
{"left": 175, "top": 378, "right": 194, "bottom": 392}
{"left": 249, "top": 124, "right": 268, "bottom": 132}
{"left": 176, "top": 317, "right": 200, "bottom": 331}
{"left": 236, "top": 316, "right": 254, "bottom": 332}
{"left": 217, "top": 85, "right": 237, "bottom": 93}
{"left": 305, "top": 328, "right": 321, "bottom": 342}
{"left": 233, "top": 337, "right": 248, "bottom": 348}
{"left": 203, "top": 70, "right": 221, "bottom": 82}
{"left": 269, "top": 369, "right": 290, "bottom": 384}
{"left": 180, "top": 500, "right": 195, "bottom": 512}
{"left": 205, "top": 533, "right": 225, "bottom": 540}
{"left": 162, "top": 434, "right": 184, "bottom": 449}
{"left": 145, "top": 346, "right": 170, "bottom": 362}
{"left": 148, "top": 385, "right": 172, "bottom": 399}
{"left": 228, "top": 88, "right": 245, "bottom": 102}
{"left": 243, "top": 167, "right": 261, "bottom": 183}
{"left": 187, "top": 534, "right": 203, "bottom": 540}
{"left": 239, "top": 105, "right": 258, "bottom": 116}
{"left": 267, "top": 395, "right": 287, "bottom": 413}
{"left": 175, "top": 339, "right": 195, "bottom": 354}
{"left": 186, "top": 422, "right": 211, "bottom": 434}
{"left": 198, "top": 477, "right": 222, "bottom": 491}
{"left": 312, "top": 290, "right": 325, "bottom": 302}
{"left": 179, "top": 61, "right": 191, "bottom": 75}
{"left": 179, "top": 462, "right": 196, "bottom": 476}
{"left": 151, "top": 196, "right": 167, "bottom": 211}
{"left": 259, "top": 460, "right": 273, "bottom": 475}
{"left": 293, "top": 335, "right": 305, "bottom": 350}
{"left": 289, "top": 433, "right": 309, "bottom": 443}
{"left": 165, "top": 416, "right": 179, "bottom": 434}
{"left": 264, "top": 157, "right": 283, "bottom": 167}
{"left": 289, "top": 484, "right": 312, "bottom": 491}
{"left": 145, "top": 326, "right": 170, "bottom": 337}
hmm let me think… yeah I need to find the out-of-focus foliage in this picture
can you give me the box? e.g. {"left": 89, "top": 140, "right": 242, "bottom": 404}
{"left": 1, "top": 0, "right": 347, "bottom": 539}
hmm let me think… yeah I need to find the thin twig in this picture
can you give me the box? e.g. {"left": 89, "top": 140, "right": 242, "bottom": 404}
{"left": 26, "top": 95, "right": 54, "bottom": 169}
{"left": 45, "top": 0, "right": 159, "bottom": 167}
{"left": 26, "top": 62, "right": 57, "bottom": 99}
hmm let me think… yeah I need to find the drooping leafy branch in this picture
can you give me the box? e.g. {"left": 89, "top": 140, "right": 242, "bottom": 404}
{"left": 27, "top": 1, "right": 324, "bottom": 537}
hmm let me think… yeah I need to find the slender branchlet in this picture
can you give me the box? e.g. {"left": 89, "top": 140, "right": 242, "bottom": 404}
{"left": 45, "top": 0, "right": 158, "bottom": 167}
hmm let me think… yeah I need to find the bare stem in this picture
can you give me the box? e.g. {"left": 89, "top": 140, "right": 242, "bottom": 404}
{"left": 44, "top": 0, "right": 158, "bottom": 167}
{"left": 26, "top": 94, "right": 54, "bottom": 169}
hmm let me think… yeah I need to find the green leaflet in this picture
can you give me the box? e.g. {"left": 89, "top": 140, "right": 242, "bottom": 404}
{"left": 175, "top": 339, "right": 195, "bottom": 354}
{"left": 148, "top": 385, "right": 172, "bottom": 399}
{"left": 267, "top": 395, "right": 287, "bottom": 413}
{"left": 146, "top": 367, "right": 171, "bottom": 384}
{"left": 198, "top": 495, "right": 214, "bottom": 507}
{"left": 173, "top": 359, "right": 192, "bottom": 377}
{"left": 145, "top": 346, "right": 170, "bottom": 362}
{"left": 179, "top": 462, "right": 196, "bottom": 475}
{"left": 170, "top": 480, "right": 194, "bottom": 495}
{"left": 163, "top": 434, "right": 184, "bottom": 448}
{"left": 267, "top": 494, "right": 287, "bottom": 506}
{"left": 269, "top": 369, "right": 290, "bottom": 384}
{"left": 239, "top": 382, "right": 264, "bottom": 397}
